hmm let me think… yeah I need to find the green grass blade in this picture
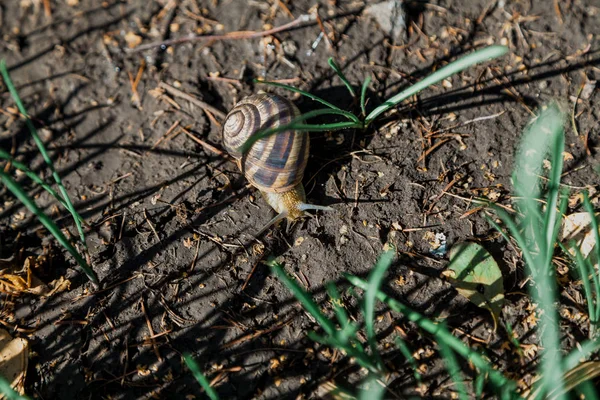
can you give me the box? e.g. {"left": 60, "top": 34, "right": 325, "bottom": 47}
{"left": 307, "top": 331, "right": 379, "bottom": 373}
{"left": 254, "top": 79, "right": 344, "bottom": 111}
{"left": 573, "top": 244, "right": 597, "bottom": 334}
{"left": 583, "top": 192, "right": 600, "bottom": 324}
{"left": 326, "top": 282, "right": 350, "bottom": 329}
{"left": 345, "top": 274, "right": 514, "bottom": 393}
{"left": 328, "top": 57, "right": 356, "bottom": 98}
{"left": 364, "top": 249, "right": 395, "bottom": 370}
{"left": 489, "top": 205, "right": 538, "bottom": 278}
{"left": 513, "top": 104, "right": 566, "bottom": 399}
{"left": 0, "top": 170, "right": 98, "bottom": 285}
{"left": 475, "top": 372, "right": 485, "bottom": 398}
{"left": 357, "top": 374, "right": 385, "bottom": 400}
{"left": 239, "top": 109, "right": 362, "bottom": 153}
{"left": 0, "top": 60, "right": 88, "bottom": 253}
{"left": 0, "top": 150, "right": 85, "bottom": 225}
{"left": 267, "top": 257, "right": 337, "bottom": 336}
{"left": 563, "top": 338, "right": 600, "bottom": 370}
{"left": 0, "top": 374, "right": 29, "bottom": 400}
{"left": 364, "top": 45, "right": 508, "bottom": 124}
{"left": 576, "top": 382, "right": 599, "bottom": 400}
{"left": 437, "top": 338, "right": 469, "bottom": 400}
{"left": 393, "top": 336, "right": 422, "bottom": 386}
{"left": 183, "top": 353, "right": 219, "bottom": 400}
{"left": 542, "top": 116, "right": 566, "bottom": 265}
{"left": 360, "top": 75, "right": 371, "bottom": 118}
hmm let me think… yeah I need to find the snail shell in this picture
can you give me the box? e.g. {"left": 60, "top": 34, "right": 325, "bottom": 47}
{"left": 222, "top": 93, "right": 332, "bottom": 232}
{"left": 222, "top": 93, "right": 309, "bottom": 195}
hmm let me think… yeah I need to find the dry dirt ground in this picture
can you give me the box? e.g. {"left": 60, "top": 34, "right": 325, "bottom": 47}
{"left": 1, "top": 0, "right": 599, "bottom": 398}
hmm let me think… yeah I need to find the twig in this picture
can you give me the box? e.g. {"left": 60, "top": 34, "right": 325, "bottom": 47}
{"left": 129, "top": 14, "right": 315, "bottom": 53}
{"left": 189, "top": 237, "right": 201, "bottom": 272}
{"left": 181, "top": 127, "right": 227, "bottom": 157}
{"left": 140, "top": 297, "right": 162, "bottom": 362}
{"left": 151, "top": 119, "right": 181, "bottom": 150}
{"left": 158, "top": 82, "right": 226, "bottom": 120}
{"left": 144, "top": 209, "right": 161, "bottom": 242}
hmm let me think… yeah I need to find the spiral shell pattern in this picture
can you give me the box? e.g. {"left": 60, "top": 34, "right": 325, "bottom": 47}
{"left": 222, "top": 93, "right": 309, "bottom": 194}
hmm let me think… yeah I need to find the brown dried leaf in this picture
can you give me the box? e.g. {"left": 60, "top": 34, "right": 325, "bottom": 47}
{"left": 0, "top": 328, "right": 28, "bottom": 397}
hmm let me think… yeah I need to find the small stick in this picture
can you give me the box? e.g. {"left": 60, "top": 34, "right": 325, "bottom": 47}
{"left": 314, "top": 10, "right": 334, "bottom": 53}
{"left": 144, "top": 209, "right": 161, "bottom": 242}
{"left": 180, "top": 127, "right": 227, "bottom": 157}
{"left": 140, "top": 297, "right": 162, "bottom": 361}
{"left": 151, "top": 119, "right": 181, "bottom": 150}
{"left": 203, "top": 109, "right": 222, "bottom": 129}
{"left": 417, "top": 138, "right": 451, "bottom": 164}
{"left": 42, "top": 0, "right": 51, "bottom": 17}
{"left": 158, "top": 82, "right": 226, "bottom": 120}
{"left": 553, "top": 0, "right": 563, "bottom": 24}
{"left": 189, "top": 237, "right": 200, "bottom": 272}
{"left": 129, "top": 14, "right": 315, "bottom": 53}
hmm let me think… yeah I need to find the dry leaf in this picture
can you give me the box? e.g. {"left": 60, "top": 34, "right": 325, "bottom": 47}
{"left": 561, "top": 212, "right": 599, "bottom": 267}
{"left": 0, "top": 329, "right": 28, "bottom": 397}
{"left": 445, "top": 242, "right": 504, "bottom": 330}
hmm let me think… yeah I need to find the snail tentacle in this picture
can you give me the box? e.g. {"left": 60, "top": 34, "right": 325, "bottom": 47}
{"left": 297, "top": 203, "right": 335, "bottom": 212}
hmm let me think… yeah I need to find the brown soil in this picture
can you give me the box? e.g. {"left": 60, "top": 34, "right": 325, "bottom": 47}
{"left": 1, "top": 0, "right": 599, "bottom": 399}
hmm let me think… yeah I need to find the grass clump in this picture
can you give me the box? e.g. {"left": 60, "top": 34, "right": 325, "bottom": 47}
{"left": 186, "top": 103, "right": 599, "bottom": 399}
{"left": 239, "top": 45, "right": 509, "bottom": 153}
{"left": 0, "top": 60, "right": 98, "bottom": 286}
{"left": 183, "top": 50, "right": 600, "bottom": 398}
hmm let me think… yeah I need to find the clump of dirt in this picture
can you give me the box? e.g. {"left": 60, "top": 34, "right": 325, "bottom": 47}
{"left": 0, "top": 0, "right": 599, "bottom": 398}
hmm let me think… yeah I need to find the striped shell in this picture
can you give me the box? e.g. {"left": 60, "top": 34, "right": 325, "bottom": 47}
{"left": 222, "top": 93, "right": 309, "bottom": 194}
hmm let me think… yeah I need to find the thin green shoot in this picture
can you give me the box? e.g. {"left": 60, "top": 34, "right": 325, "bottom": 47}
{"left": 573, "top": 244, "right": 596, "bottom": 336}
{"left": 363, "top": 248, "right": 395, "bottom": 371}
{"left": 327, "top": 57, "right": 356, "bottom": 98}
{"left": 268, "top": 256, "right": 381, "bottom": 374}
{"left": 0, "top": 150, "right": 85, "bottom": 225}
{"left": 325, "top": 283, "right": 360, "bottom": 344}
{"left": 0, "top": 60, "right": 90, "bottom": 266}
{"left": 576, "top": 382, "right": 598, "bottom": 400}
{"left": 254, "top": 79, "right": 343, "bottom": 111}
{"left": 493, "top": 103, "right": 566, "bottom": 399}
{"left": 266, "top": 257, "right": 336, "bottom": 336}
{"left": 502, "top": 321, "right": 524, "bottom": 358}
{"left": 325, "top": 282, "right": 350, "bottom": 330}
{"left": 583, "top": 191, "right": 600, "bottom": 325}
{"left": 563, "top": 338, "right": 600, "bottom": 371}
{"left": 393, "top": 336, "right": 422, "bottom": 387}
{"left": 251, "top": 46, "right": 508, "bottom": 148}
{"left": 360, "top": 75, "right": 371, "bottom": 118}
{"left": 364, "top": 45, "right": 508, "bottom": 124}
{"left": 437, "top": 338, "right": 468, "bottom": 400}
{"left": 0, "top": 170, "right": 99, "bottom": 285}
{"left": 345, "top": 274, "right": 514, "bottom": 393}
{"left": 542, "top": 121, "right": 566, "bottom": 265}
{"left": 237, "top": 108, "right": 359, "bottom": 154}
{"left": 183, "top": 353, "right": 219, "bottom": 400}
{"left": 357, "top": 374, "right": 385, "bottom": 400}
{"left": 474, "top": 373, "right": 486, "bottom": 398}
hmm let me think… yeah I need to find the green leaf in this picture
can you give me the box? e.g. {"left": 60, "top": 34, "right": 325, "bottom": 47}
{"left": 445, "top": 242, "right": 504, "bottom": 329}
{"left": 364, "top": 46, "right": 508, "bottom": 124}
{"left": 328, "top": 57, "right": 356, "bottom": 98}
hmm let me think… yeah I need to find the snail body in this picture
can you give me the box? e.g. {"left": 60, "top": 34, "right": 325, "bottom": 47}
{"left": 222, "top": 93, "right": 332, "bottom": 231}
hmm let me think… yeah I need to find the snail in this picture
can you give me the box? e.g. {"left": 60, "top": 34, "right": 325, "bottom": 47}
{"left": 222, "top": 93, "right": 333, "bottom": 234}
